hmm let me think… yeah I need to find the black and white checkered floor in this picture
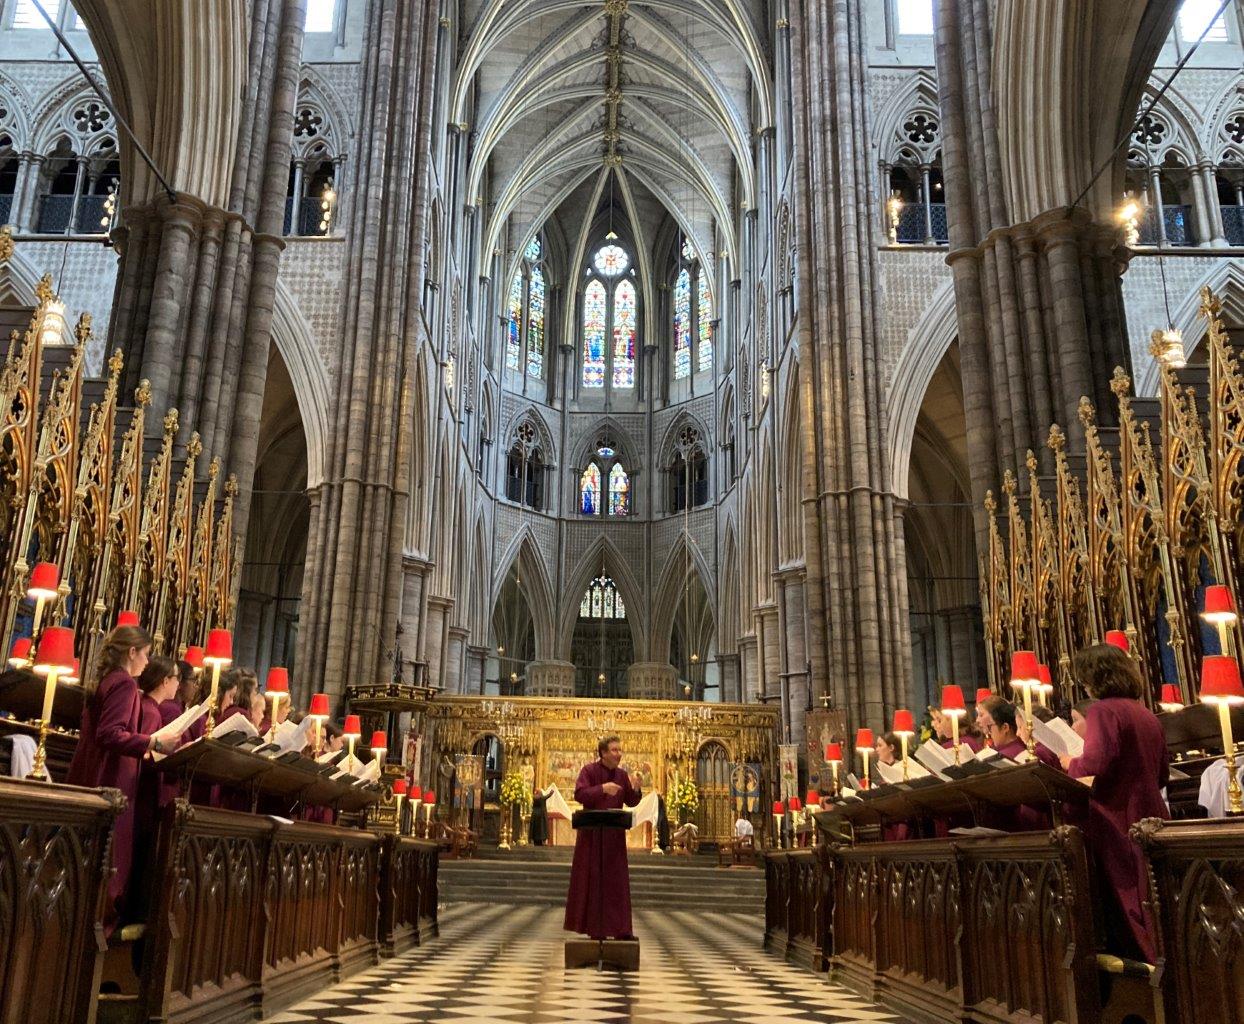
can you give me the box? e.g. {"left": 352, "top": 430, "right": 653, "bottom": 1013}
{"left": 264, "top": 902, "right": 899, "bottom": 1024}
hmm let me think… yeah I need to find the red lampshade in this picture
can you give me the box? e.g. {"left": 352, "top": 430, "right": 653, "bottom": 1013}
{"left": 424, "top": 790, "right": 436, "bottom": 806}
{"left": 1203, "top": 585, "right": 1237, "bottom": 623}
{"left": 772, "top": 801, "right": 784, "bottom": 816}
{"left": 855, "top": 728, "right": 874, "bottom": 751}
{"left": 183, "top": 645, "right": 204, "bottom": 670}
{"left": 788, "top": 796, "right": 802, "bottom": 812}
{"left": 410, "top": 785, "right": 422, "bottom": 801}
{"left": 940, "top": 685, "right": 966, "bottom": 716}
{"left": 203, "top": 628, "right": 233, "bottom": 665}
{"left": 1037, "top": 664, "right": 1052, "bottom": 686}
{"left": 825, "top": 742, "right": 843, "bottom": 763}
{"left": 343, "top": 714, "right": 361, "bottom": 738}
{"left": 62, "top": 658, "right": 80, "bottom": 684}
{"left": 1159, "top": 684, "right": 1184, "bottom": 708}
{"left": 370, "top": 730, "right": 387, "bottom": 751}
{"left": 975, "top": 687, "right": 992, "bottom": 705}
{"left": 1104, "top": 630, "right": 1130, "bottom": 652}
{"left": 116, "top": 609, "right": 140, "bottom": 628}
{"left": 392, "top": 779, "right": 407, "bottom": 796}
{"left": 33, "top": 626, "right": 74, "bottom": 675}
{"left": 309, "top": 692, "right": 329, "bottom": 717}
{"left": 1010, "top": 650, "right": 1040, "bottom": 684}
{"left": 892, "top": 709, "right": 916, "bottom": 735}
{"left": 264, "top": 667, "right": 289, "bottom": 694}
{"left": 27, "top": 561, "right": 59, "bottom": 600}
{"left": 1200, "top": 655, "right": 1244, "bottom": 705}
{"left": 806, "top": 789, "right": 820, "bottom": 807}
{"left": 8, "top": 637, "right": 31, "bottom": 666}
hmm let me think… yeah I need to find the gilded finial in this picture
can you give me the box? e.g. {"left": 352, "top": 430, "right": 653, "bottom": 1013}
{"left": 1025, "top": 448, "right": 1037, "bottom": 474}
{"left": 1077, "top": 395, "right": 1095, "bottom": 427}
{"left": 1048, "top": 423, "right": 1066, "bottom": 452}
{"left": 74, "top": 312, "right": 93, "bottom": 347}
{"left": 35, "top": 273, "right": 54, "bottom": 304}
{"left": 186, "top": 431, "right": 203, "bottom": 459}
{"left": 1148, "top": 329, "right": 1167, "bottom": 360}
{"left": 163, "top": 408, "right": 179, "bottom": 435}
{"left": 108, "top": 348, "right": 124, "bottom": 378}
{"left": 1110, "top": 366, "right": 1131, "bottom": 397}
{"left": 1199, "top": 285, "right": 1222, "bottom": 320}
{"left": 984, "top": 489, "right": 997, "bottom": 514}
{"left": 207, "top": 455, "right": 220, "bottom": 480}
{"left": 225, "top": 473, "right": 238, "bottom": 498}
{"left": 135, "top": 379, "right": 152, "bottom": 407}
{"left": 0, "top": 225, "right": 13, "bottom": 264}
{"left": 1001, "top": 469, "right": 1016, "bottom": 495}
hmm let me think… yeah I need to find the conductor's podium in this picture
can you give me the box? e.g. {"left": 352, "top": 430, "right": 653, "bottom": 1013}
{"left": 564, "top": 808, "right": 639, "bottom": 971}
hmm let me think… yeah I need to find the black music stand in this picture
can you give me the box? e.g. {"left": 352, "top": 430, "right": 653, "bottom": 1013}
{"left": 565, "top": 808, "right": 639, "bottom": 971}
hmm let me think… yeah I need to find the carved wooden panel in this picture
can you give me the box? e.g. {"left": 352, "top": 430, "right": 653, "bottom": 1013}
{"left": 379, "top": 836, "right": 439, "bottom": 956}
{"left": 1136, "top": 818, "right": 1244, "bottom": 1024}
{"left": 0, "top": 779, "right": 120, "bottom": 1024}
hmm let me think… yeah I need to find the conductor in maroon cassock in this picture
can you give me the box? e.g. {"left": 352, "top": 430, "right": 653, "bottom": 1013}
{"left": 1063, "top": 644, "right": 1170, "bottom": 963}
{"left": 564, "top": 735, "right": 642, "bottom": 940}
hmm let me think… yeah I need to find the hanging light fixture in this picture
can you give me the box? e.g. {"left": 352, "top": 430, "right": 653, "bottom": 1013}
{"left": 1116, "top": 191, "right": 1143, "bottom": 247}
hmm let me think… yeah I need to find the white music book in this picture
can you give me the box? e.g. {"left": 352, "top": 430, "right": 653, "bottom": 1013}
{"left": 212, "top": 713, "right": 258, "bottom": 740}
{"left": 914, "top": 740, "right": 955, "bottom": 780}
{"left": 874, "top": 758, "right": 932, "bottom": 785}
{"left": 1032, "top": 716, "right": 1084, "bottom": 759}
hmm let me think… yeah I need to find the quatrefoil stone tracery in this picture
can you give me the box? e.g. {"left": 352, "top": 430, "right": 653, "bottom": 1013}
{"left": 1225, "top": 114, "right": 1244, "bottom": 145}
{"left": 72, "top": 102, "right": 110, "bottom": 135}
{"left": 903, "top": 113, "right": 938, "bottom": 145}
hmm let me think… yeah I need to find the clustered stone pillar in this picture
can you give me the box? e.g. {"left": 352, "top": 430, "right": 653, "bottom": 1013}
{"left": 108, "top": 0, "right": 306, "bottom": 547}
{"left": 934, "top": 0, "right": 1132, "bottom": 522}
{"left": 788, "top": 0, "right": 912, "bottom": 731}
{"left": 298, "top": 0, "right": 441, "bottom": 699}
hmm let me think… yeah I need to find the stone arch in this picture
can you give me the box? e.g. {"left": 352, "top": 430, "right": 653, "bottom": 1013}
{"left": 0, "top": 71, "right": 33, "bottom": 151}
{"left": 30, "top": 80, "right": 116, "bottom": 156}
{"left": 501, "top": 402, "right": 557, "bottom": 464}
{"left": 557, "top": 535, "right": 647, "bottom": 660}
{"left": 492, "top": 526, "right": 558, "bottom": 658}
{"left": 270, "top": 281, "right": 331, "bottom": 489}
{"left": 1132, "top": 83, "right": 1205, "bottom": 166}
{"left": 657, "top": 409, "right": 711, "bottom": 467}
{"left": 874, "top": 69, "right": 942, "bottom": 166}
{"left": 649, "top": 531, "right": 716, "bottom": 663}
{"left": 1204, "top": 82, "right": 1244, "bottom": 164}
{"left": 0, "top": 245, "right": 44, "bottom": 305}
{"left": 1136, "top": 261, "right": 1244, "bottom": 396}
{"left": 887, "top": 280, "right": 959, "bottom": 501}
{"left": 719, "top": 521, "right": 740, "bottom": 653}
{"left": 292, "top": 66, "right": 353, "bottom": 162}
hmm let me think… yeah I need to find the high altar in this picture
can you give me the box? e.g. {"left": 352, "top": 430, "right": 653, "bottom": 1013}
{"left": 420, "top": 695, "right": 779, "bottom": 846}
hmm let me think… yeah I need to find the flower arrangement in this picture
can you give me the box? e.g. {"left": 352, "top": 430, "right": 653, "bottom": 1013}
{"left": 667, "top": 773, "right": 700, "bottom": 821}
{"left": 499, "top": 770, "right": 530, "bottom": 808}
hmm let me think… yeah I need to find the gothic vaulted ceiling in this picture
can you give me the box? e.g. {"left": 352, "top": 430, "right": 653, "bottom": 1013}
{"left": 456, "top": 0, "right": 772, "bottom": 274}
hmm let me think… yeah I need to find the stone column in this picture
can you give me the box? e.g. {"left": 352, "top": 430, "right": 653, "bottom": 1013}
{"left": 298, "top": 0, "right": 441, "bottom": 694}
{"left": 465, "top": 645, "right": 488, "bottom": 695}
{"left": 627, "top": 662, "right": 681, "bottom": 701}
{"left": 11, "top": 153, "right": 41, "bottom": 232}
{"left": 738, "top": 635, "right": 760, "bottom": 702}
{"left": 444, "top": 626, "right": 468, "bottom": 694}
{"left": 716, "top": 653, "right": 740, "bottom": 704}
{"left": 1148, "top": 166, "right": 1168, "bottom": 247}
{"left": 789, "top": 0, "right": 911, "bottom": 731}
{"left": 1200, "top": 163, "right": 1228, "bottom": 247}
{"left": 423, "top": 596, "right": 453, "bottom": 691}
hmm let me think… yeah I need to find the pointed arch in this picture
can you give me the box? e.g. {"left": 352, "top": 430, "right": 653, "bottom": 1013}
{"left": 557, "top": 535, "right": 647, "bottom": 660}
{"left": 873, "top": 69, "right": 942, "bottom": 165}
{"left": 649, "top": 531, "right": 716, "bottom": 662}
{"left": 493, "top": 526, "right": 558, "bottom": 657}
{"left": 719, "top": 521, "right": 740, "bottom": 653}
{"left": 270, "top": 281, "right": 331, "bottom": 489}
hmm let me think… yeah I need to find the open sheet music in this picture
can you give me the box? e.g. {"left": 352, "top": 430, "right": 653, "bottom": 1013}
{"left": 212, "top": 713, "right": 259, "bottom": 740}
{"left": 874, "top": 758, "right": 931, "bottom": 785}
{"left": 1032, "top": 716, "right": 1084, "bottom": 759}
{"left": 913, "top": 739, "right": 955, "bottom": 780}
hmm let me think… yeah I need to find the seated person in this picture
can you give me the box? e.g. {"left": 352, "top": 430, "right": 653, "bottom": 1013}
{"left": 875, "top": 732, "right": 902, "bottom": 766}
{"left": 1197, "top": 757, "right": 1244, "bottom": 819}
{"left": 978, "top": 696, "right": 1059, "bottom": 767}
{"left": 733, "top": 812, "right": 754, "bottom": 839}
{"left": 1065, "top": 644, "right": 1169, "bottom": 962}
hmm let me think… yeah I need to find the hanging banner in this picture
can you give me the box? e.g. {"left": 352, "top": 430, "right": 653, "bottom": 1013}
{"left": 805, "top": 708, "right": 847, "bottom": 792}
{"left": 729, "top": 762, "right": 761, "bottom": 814}
{"left": 778, "top": 743, "right": 799, "bottom": 802}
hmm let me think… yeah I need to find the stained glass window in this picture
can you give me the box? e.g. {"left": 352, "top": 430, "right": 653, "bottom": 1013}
{"left": 582, "top": 280, "right": 607, "bottom": 388}
{"left": 593, "top": 244, "right": 629, "bottom": 277}
{"left": 580, "top": 577, "right": 626, "bottom": 619}
{"left": 506, "top": 273, "right": 523, "bottom": 371}
{"left": 524, "top": 235, "right": 542, "bottom": 261}
{"left": 697, "top": 272, "right": 713, "bottom": 372}
{"left": 609, "top": 463, "right": 630, "bottom": 516}
{"left": 612, "top": 279, "right": 636, "bottom": 388}
{"left": 527, "top": 265, "right": 545, "bottom": 379}
{"left": 673, "top": 268, "right": 692, "bottom": 380}
{"left": 580, "top": 462, "right": 601, "bottom": 515}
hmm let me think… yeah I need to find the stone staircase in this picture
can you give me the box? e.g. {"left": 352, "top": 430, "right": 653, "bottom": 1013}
{"left": 439, "top": 848, "right": 766, "bottom": 914}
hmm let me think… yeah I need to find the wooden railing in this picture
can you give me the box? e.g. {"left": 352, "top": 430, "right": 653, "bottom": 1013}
{"left": 767, "top": 829, "right": 1101, "bottom": 1024}
{"left": 138, "top": 802, "right": 439, "bottom": 1022}
{"left": 0, "top": 778, "right": 122, "bottom": 1024}
{"left": 1134, "top": 817, "right": 1244, "bottom": 1023}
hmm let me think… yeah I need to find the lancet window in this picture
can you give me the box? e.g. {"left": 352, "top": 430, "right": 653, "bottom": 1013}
{"left": 505, "top": 420, "right": 545, "bottom": 510}
{"left": 581, "top": 237, "right": 638, "bottom": 391}
{"left": 580, "top": 576, "right": 626, "bottom": 620}
{"left": 672, "top": 239, "right": 713, "bottom": 379}
{"left": 506, "top": 235, "right": 546, "bottom": 380}
{"left": 579, "top": 435, "right": 631, "bottom": 517}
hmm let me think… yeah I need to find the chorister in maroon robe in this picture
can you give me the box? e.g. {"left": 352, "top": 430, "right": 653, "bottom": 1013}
{"left": 1067, "top": 697, "right": 1169, "bottom": 963}
{"left": 989, "top": 737, "right": 1063, "bottom": 831}
{"left": 564, "top": 761, "right": 641, "bottom": 939}
{"left": 66, "top": 668, "right": 152, "bottom": 928}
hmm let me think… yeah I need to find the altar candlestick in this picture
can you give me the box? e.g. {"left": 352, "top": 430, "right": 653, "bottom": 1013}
{"left": 1010, "top": 651, "right": 1041, "bottom": 757}
{"left": 370, "top": 730, "right": 387, "bottom": 770}
{"left": 1203, "top": 586, "right": 1238, "bottom": 657}
{"left": 264, "top": 667, "right": 289, "bottom": 742}
{"left": 772, "top": 800, "right": 784, "bottom": 849}
{"left": 27, "top": 562, "right": 59, "bottom": 641}
{"left": 308, "top": 692, "right": 329, "bottom": 755}
{"left": 392, "top": 779, "right": 407, "bottom": 835}
{"left": 893, "top": 710, "right": 915, "bottom": 780}
{"left": 855, "top": 728, "right": 873, "bottom": 789}
{"left": 941, "top": 687, "right": 966, "bottom": 765}
{"left": 1200, "top": 655, "right": 1244, "bottom": 815}
{"left": 344, "top": 715, "right": 362, "bottom": 766}
{"left": 826, "top": 742, "right": 843, "bottom": 796}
